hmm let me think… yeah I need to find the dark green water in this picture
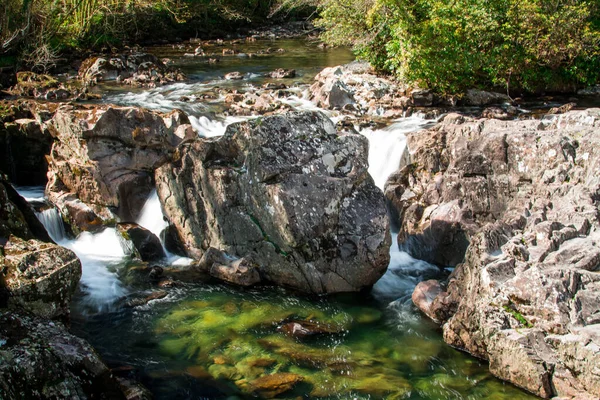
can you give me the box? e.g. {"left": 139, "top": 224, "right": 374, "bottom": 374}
{"left": 72, "top": 282, "right": 534, "bottom": 400}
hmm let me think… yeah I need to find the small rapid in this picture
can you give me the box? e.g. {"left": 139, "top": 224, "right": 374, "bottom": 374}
{"left": 16, "top": 188, "right": 129, "bottom": 312}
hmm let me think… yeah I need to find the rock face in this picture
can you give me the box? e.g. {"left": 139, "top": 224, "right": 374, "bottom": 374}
{"left": 46, "top": 105, "right": 195, "bottom": 229}
{"left": 156, "top": 111, "right": 391, "bottom": 293}
{"left": 0, "top": 310, "right": 130, "bottom": 399}
{"left": 1, "top": 175, "right": 81, "bottom": 320}
{"left": 0, "top": 101, "right": 53, "bottom": 185}
{"left": 401, "top": 109, "right": 600, "bottom": 398}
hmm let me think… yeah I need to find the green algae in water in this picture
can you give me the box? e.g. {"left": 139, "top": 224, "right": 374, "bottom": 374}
{"left": 144, "top": 285, "right": 537, "bottom": 399}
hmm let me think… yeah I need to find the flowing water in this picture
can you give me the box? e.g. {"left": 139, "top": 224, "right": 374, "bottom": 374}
{"left": 19, "top": 37, "right": 536, "bottom": 399}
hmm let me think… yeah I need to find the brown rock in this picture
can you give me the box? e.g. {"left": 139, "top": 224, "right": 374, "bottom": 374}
{"left": 250, "top": 373, "right": 303, "bottom": 398}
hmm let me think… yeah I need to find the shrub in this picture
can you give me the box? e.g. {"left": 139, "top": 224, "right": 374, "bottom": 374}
{"left": 315, "top": 0, "right": 600, "bottom": 94}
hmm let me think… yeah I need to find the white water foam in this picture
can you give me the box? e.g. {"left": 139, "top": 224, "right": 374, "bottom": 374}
{"left": 361, "top": 115, "right": 435, "bottom": 190}
{"left": 16, "top": 186, "right": 129, "bottom": 311}
{"left": 189, "top": 115, "right": 251, "bottom": 137}
{"left": 35, "top": 208, "right": 66, "bottom": 242}
{"left": 137, "top": 190, "right": 193, "bottom": 266}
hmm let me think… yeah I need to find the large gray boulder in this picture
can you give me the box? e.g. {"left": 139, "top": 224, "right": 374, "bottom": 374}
{"left": 156, "top": 111, "right": 391, "bottom": 293}
{"left": 400, "top": 109, "right": 600, "bottom": 398}
{"left": 46, "top": 104, "right": 195, "bottom": 230}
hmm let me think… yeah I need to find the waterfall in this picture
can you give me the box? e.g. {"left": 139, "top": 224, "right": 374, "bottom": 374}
{"left": 362, "top": 116, "right": 443, "bottom": 309}
{"left": 137, "top": 190, "right": 193, "bottom": 266}
{"left": 361, "top": 115, "right": 437, "bottom": 190}
{"left": 35, "top": 208, "right": 66, "bottom": 242}
{"left": 16, "top": 186, "right": 129, "bottom": 312}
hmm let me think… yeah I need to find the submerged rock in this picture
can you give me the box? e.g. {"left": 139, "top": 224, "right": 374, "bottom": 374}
{"left": 45, "top": 105, "right": 195, "bottom": 229}
{"left": 156, "top": 111, "right": 390, "bottom": 293}
{"left": 249, "top": 373, "right": 303, "bottom": 398}
{"left": 401, "top": 109, "right": 600, "bottom": 398}
{"left": 0, "top": 310, "right": 131, "bottom": 399}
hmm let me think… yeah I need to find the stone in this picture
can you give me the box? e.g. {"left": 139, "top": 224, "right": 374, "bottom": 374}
{"left": 225, "top": 71, "right": 244, "bottom": 80}
{"left": 402, "top": 109, "right": 600, "bottom": 399}
{"left": 412, "top": 280, "right": 443, "bottom": 323}
{"left": 250, "top": 373, "right": 303, "bottom": 398}
{"left": 1, "top": 236, "right": 81, "bottom": 320}
{"left": 277, "top": 319, "right": 345, "bottom": 338}
{"left": 461, "top": 89, "right": 511, "bottom": 106}
{"left": 548, "top": 102, "right": 577, "bottom": 115}
{"left": 45, "top": 105, "right": 193, "bottom": 227}
{"left": 117, "top": 223, "right": 165, "bottom": 262}
{"left": 209, "top": 258, "right": 261, "bottom": 287}
{"left": 0, "top": 310, "right": 131, "bottom": 399}
{"left": 411, "top": 89, "right": 434, "bottom": 107}
{"left": 156, "top": 111, "right": 391, "bottom": 294}
{"left": 0, "top": 176, "right": 52, "bottom": 243}
{"left": 268, "top": 68, "right": 296, "bottom": 79}
{"left": 79, "top": 53, "right": 185, "bottom": 87}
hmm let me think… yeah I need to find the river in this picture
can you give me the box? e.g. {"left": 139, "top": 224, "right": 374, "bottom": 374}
{"left": 18, "top": 37, "right": 536, "bottom": 399}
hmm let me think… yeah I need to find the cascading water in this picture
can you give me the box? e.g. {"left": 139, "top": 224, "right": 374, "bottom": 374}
{"left": 35, "top": 207, "right": 66, "bottom": 242}
{"left": 16, "top": 187, "right": 129, "bottom": 312}
{"left": 136, "top": 190, "right": 193, "bottom": 266}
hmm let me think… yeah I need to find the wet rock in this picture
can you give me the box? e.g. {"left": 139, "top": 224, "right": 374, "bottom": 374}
{"left": 7, "top": 72, "right": 73, "bottom": 99}
{"left": 481, "top": 106, "right": 517, "bottom": 120}
{"left": 79, "top": 53, "right": 185, "bottom": 87}
{"left": 123, "top": 290, "right": 168, "bottom": 308}
{"left": 277, "top": 319, "right": 345, "bottom": 338}
{"left": 210, "top": 258, "right": 261, "bottom": 287}
{"left": 404, "top": 109, "right": 600, "bottom": 398}
{"left": 117, "top": 223, "right": 165, "bottom": 262}
{"left": 0, "top": 310, "right": 131, "bottom": 399}
{"left": 411, "top": 89, "right": 434, "bottom": 107}
{"left": 311, "top": 62, "right": 417, "bottom": 116}
{"left": 156, "top": 111, "right": 391, "bottom": 294}
{"left": 548, "top": 102, "right": 576, "bottom": 115}
{"left": 412, "top": 280, "right": 443, "bottom": 323}
{"left": 45, "top": 104, "right": 194, "bottom": 228}
{"left": 2, "top": 236, "right": 81, "bottom": 320}
{"left": 225, "top": 71, "right": 244, "bottom": 80}
{"left": 268, "top": 68, "right": 296, "bottom": 79}
{"left": 461, "top": 89, "right": 510, "bottom": 106}
{"left": 0, "top": 175, "right": 52, "bottom": 243}
{"left": 250, "top": 373, "right": 303, "bottom": 398}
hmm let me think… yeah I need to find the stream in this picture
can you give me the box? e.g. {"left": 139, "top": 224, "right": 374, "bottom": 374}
{"left": 18, "top": 37, "right": 536, "bottom": 399}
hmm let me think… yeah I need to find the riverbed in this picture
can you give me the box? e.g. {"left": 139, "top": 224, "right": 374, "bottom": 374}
{"left": 22, "top": 37, "right": 537, "bottom": 399}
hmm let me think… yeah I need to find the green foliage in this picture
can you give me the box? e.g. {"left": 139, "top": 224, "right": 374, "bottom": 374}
{"left": 1, "top": 0, "right": 299, "bottom": 71}
{"left": 314, "top": 0, "right": 600, "bottom": 94}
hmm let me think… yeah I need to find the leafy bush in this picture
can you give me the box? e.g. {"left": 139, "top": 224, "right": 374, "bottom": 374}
{"left": 314, "top": 0, "right": 600, "bottom": 94}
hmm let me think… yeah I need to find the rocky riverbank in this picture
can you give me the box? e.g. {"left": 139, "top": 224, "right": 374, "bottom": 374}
{"left": 397, "top": 110, "right": 600, "bottom": 398}
{"left": 0, "top": 173, "right": 146, "bottom": 399}
{"left": 1, "top": 50, "right": 600, "bottom": 399}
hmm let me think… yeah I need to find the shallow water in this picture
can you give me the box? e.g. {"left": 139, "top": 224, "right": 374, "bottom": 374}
{"left": 19, "top": 37, "right": 536, "bottom": 399}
